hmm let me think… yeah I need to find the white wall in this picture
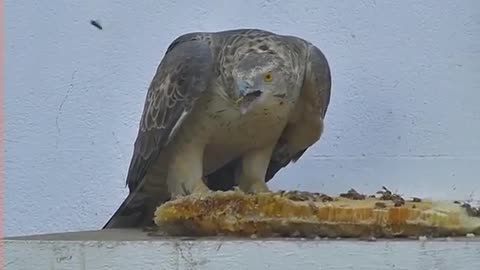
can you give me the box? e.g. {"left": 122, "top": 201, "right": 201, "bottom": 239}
{"left": 5, "top": 0, "right": 480, "bottom": 236}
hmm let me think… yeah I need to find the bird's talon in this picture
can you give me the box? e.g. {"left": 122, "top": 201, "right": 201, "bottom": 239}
{"left": 239, "top": 181, "right": 270, "bottom": 194}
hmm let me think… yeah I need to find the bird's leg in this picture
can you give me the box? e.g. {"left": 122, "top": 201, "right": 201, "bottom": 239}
{"left": 166, "top": 139, "right": 210, "bottom": 198}
{"left": 236, "top": 144, "right": 275, "bottom": 194}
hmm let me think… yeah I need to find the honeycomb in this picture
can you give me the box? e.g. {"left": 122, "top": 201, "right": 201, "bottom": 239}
{"left": 153, "top": 189, "right": 480, "bottom": 238}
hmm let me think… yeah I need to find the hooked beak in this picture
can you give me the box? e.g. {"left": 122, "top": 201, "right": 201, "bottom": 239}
{"left": 235, "top": 80, "right": 263, "bottom": 114}
{"left": 236, "top": 80, "right": 253, "bottom": 97}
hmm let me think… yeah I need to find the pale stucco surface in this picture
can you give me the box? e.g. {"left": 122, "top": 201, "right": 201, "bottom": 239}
{"left": 4, "top": 230, "right": 480, "bottom": 270}
{"left": 4, "top": 0, "right": 480, "bottom": 236}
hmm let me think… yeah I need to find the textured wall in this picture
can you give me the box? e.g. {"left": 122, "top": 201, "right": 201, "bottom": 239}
{"left": 5, "top": 235, "right": 480, "bottom": 269}
{"left": 4, "top": 0, "right": 480, "bottom": 236}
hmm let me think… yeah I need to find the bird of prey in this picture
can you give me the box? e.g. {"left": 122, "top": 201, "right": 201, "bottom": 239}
{"left": 103, "top": 29, "right": 331, "bottom": 229}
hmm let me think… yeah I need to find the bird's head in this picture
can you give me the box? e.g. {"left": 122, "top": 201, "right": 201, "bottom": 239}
{"left": 232, "top": 53, "right": 292, "bottom": 114}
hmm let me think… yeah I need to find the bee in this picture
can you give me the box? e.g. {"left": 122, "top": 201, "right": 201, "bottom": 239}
{"left": 90, "top": 20, "right": 103, "bottom": 30}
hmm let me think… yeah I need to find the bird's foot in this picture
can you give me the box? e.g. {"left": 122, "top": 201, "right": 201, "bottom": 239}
{"left": 191, "top": 180, "right": 212, "bottom": 194}
{"left": 171, "top": 179, "right": 212, "bottom": 199}
{"left": 239, "top": 180, "right": 270, "bottom": 194}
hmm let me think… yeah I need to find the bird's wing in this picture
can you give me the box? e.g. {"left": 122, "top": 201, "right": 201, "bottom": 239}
{"left": 125, "top": 33, "right": 214, "bottom": 192}
{"left": 265, "top": 42, "right": 332, "bottom": 181}
{"left": 103, "top": 33, "right": 215, "bottom": 228}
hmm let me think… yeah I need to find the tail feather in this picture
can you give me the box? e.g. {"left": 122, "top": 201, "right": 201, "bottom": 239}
{"left": 102, "top": 191, "right": 165, "bottom": 229}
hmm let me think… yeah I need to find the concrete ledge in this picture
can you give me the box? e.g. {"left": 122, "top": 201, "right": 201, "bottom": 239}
{"left": 4, "top": 229, "right": 480, "bottom": 270}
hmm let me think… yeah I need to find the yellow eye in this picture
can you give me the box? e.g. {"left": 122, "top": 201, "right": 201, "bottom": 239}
{"left": 263, "top": 72, "right": 273, "bottom": 82}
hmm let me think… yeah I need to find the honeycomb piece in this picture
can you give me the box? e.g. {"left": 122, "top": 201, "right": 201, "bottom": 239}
{"left": 153, "top": 190, "right": 480, "bottom": 238}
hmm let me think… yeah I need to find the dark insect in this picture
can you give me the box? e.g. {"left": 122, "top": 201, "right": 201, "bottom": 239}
{"left": 376, "top": 186, "right": 405, "bottom": 207}
{"left": 411, "top": 197, "right": 422, "bottom": 203}
{"left": 339, "top": 188, "right": 366, "bottom": 200}
{"left": 460, "top": 202, "right": 480, "bottom": 217}
{"left": 90, "top": 20, "right": 103, "bottom": 30}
